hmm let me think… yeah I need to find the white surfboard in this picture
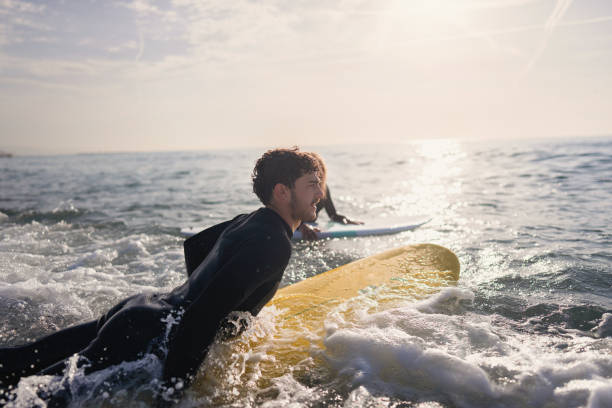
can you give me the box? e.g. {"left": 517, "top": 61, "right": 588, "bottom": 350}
{"left": 292, "top": 215, "right": 431, "bottom": 240}
{"left": 181, "top": 215, "right": 431, "bottom": 241}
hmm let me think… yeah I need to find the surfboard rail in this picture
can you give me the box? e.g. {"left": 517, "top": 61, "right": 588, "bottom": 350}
{"left": 181, "top": 215, "right": 431, "bottom": 241}
{"left": 192, "top": 243, "right": 460, "bottom": 400}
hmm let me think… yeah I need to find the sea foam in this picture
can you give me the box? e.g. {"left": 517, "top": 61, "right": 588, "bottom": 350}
{"left": 320, "top": 288, "right": 612, "bottom": 408}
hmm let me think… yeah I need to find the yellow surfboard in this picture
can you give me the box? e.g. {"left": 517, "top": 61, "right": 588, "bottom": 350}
{"left": 192, "top": 244, "right": 460, "bottom": 402}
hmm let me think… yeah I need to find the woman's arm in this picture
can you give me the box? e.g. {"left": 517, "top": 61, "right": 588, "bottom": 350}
{"left": 323, "top": 186, "right": 363, "bottom": 225}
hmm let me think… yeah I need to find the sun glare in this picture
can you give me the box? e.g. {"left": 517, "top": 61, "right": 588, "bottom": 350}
{"left": 369, "top": 0, "right": 471, "bottom": 52}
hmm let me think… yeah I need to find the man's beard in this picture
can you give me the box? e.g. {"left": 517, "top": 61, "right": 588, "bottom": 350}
{"left": 290, "top": 190, "right": 317, "bottom": 222}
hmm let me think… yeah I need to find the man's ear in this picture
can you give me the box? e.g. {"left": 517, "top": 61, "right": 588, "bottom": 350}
{"left": 271, "top": 183, "right": 290, "bottom": 204}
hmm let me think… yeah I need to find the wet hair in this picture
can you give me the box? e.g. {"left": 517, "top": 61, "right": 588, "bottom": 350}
{"left": 252, "top": 147, "right": 320, "bottom": 205}
{"left": 306, "top": 152, "right": 328, "bottom": 196}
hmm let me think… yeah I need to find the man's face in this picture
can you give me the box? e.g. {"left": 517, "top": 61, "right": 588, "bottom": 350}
{"left": 289, "top": 172, "right": 324, "bottom": 223}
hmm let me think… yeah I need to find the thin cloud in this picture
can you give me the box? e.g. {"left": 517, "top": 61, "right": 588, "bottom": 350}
{"left": 255, "top": 13, "right": 612, "bottom": 71}
{"left": 0, "top": 53, "right": 130, "bottom": 81}
{"left": 0, "top": 25, "right": 7, "bottom": 46}
{"left": 119, "top": 0, "right": 163, "bottom": 16}
{"left": 136, "top": 28, "right": 144, "bottom": 61}
{"left": 106, "top": 40, "right": 139, "bottom": 54}
{"left": 78, "top": 38, "right": 95, "bottom": 46}
{"left": 466, "top": 0, "right": 544, "bottom": 9}
{"left": 0, "top": 0, "right": 50, "bottom": 46}
{"left": 559, "top": 15, "right": 612, "bottom": 27}
{"left": 517, "top": 0, "right": 573, "bottom": 84}
{"left": 2, "top": 0, "right": 610, "bottom": 85}
{"left": 546, "top": 0, "right": 573, "bottom": 30}
{"left": 0, "top": 0, "right": 46, "bottom": 13}
{"left": 10, "top": 16, "right": 51, "bottom": 31}
{"left": 416, "top": 14, "right": 612, "bottom": 45}
{"left": 119, "top": 0, "right": 178, "bottom": 21}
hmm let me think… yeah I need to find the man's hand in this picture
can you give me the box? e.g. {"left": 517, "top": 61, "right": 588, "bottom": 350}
{"left": 332, "top": 214, "right": 364, "bottom": 225}
{"left": 298, "top": 223, "right": 320, "bottom": 240}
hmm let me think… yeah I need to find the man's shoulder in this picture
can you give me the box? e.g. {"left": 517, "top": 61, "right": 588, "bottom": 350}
{"left": 227, "top": 210, "right": 291, "bottom": 251}
{"left": 229, "top": 208, "right": 290, "bottom": 236}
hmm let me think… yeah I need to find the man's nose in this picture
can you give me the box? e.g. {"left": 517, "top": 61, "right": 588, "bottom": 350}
{"left": 316, "top": 185, "right": 324, "bottom": 198}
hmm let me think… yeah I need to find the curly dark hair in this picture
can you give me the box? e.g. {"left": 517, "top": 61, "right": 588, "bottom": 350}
{"left": 252, "top": 147, "right": 320, "bottom": 205}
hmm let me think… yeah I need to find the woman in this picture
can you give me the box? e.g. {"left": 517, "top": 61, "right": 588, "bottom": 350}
{"left": 299, "top": 152, "right": 362, "bottom": 240}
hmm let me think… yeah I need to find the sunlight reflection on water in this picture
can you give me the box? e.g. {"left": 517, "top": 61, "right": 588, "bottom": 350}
{"left": 1, "top": 138, "right": 611, "bottom": 407}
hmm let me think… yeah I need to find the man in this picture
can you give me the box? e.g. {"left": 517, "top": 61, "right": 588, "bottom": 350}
{"left": 298, "top": 152, "right": 363, "bottom": 240}
{"left": 0, "top": 147, "right": 324, "bottom": 403}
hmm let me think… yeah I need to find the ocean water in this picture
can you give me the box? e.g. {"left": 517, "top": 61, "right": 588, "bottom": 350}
{"left": 0, "top": 137, "right": 611, "bottom": 407}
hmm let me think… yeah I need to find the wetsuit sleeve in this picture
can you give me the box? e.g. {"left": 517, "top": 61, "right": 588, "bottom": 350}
{"left": 163, "top": 234, "right": 290, "bottom": 383}
{"left": 323, "top": 186, "right": 354, "bottom": 224}
{"left": 322, "top": 186, "right": 340, "bottom": 220}
{"left": 183, "top": 218, "right": 235, "bottom": 276}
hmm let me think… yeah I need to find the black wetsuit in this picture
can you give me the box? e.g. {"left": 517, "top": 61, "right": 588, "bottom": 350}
{"left": 0, "top": 207, "right": 292, "bottom": 393}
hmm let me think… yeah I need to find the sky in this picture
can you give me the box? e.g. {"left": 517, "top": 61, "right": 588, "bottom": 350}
{"left": 1, "top": 0, "right": 611, "bottom": 155}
